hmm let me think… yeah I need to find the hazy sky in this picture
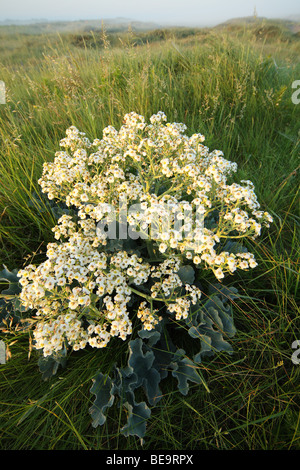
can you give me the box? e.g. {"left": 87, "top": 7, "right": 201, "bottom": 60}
{"left": 0, "top": 0, "right": 299, "bottom": 26}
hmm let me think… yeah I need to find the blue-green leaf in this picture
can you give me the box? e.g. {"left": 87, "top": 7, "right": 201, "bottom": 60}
{"left": 190, "top": 312, "right": 234, "bottom": 363}
{"left": 38, "top": 347, "right": 67, "bottom": 381}
{"left": 209, "top": 284, "right": 239, "bottom": 301}
{"left": 223, "top": 241, "right": 248, "bottom": 255}
{"left": 127, "top": 338, "right": 162, "bottom": 405}
{"left": 0, "top": 265, "right": 21, "bottom": 296}
{"left": 121, "top": 391, "right": 151, "bottom": 439}
{"left": 89, "top": 373, "right": 115, "bottom": 427}
{"left": 138, "top": 326, "right": 161, "bottom": 348}
{"left": 171, "top": 349, "right": 204, "bottom": 395}
{"left": 177, "top": 265, "right": 195, "bottom": 285}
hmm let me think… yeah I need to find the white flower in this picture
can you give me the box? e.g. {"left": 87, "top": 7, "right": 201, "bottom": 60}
{"left": 214, "top": 268, "right": 225, "bottom": 280}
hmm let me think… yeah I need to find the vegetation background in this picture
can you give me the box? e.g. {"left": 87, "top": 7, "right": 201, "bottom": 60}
{"left": 0, "top": 15, "right": 299, "bottom": 450}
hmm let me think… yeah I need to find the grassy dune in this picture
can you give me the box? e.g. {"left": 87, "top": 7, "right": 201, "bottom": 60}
{"left": 0, "top": 21, "right": 299, "bottom": 450}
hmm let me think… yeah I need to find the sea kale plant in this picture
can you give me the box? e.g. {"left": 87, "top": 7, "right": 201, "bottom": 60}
{"left": 2, "top": 112, "right": 273, "bottom": 439}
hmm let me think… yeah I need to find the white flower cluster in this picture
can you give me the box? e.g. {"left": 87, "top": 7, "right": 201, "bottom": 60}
{"left": 150, "top": 257, "right": 183, "bottom": 299}
{"left": 38, "top": 112, "right": 272, "bottom": 281}
{"left": 33, "top": 313, "right": 94, "bottom": 356}
{"left": 137, "top": 301, "right": 162, "bottom": 331}
{"left": 19, "top": 112, "right": 273, "bottom": 357}
{"left": 18, "top": 236, "right": 154, "bottom": 355}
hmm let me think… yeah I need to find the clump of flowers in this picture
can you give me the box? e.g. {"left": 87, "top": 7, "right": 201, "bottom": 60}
{"left": 17, "top": 111, "right": 272, "bottom": 359}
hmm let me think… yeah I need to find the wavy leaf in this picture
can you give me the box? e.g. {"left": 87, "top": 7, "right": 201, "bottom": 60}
{"left": 176, "top": 265, "right": 195, "bottom": 285}
{"left": 128, "top": 338, "right": 162, "bottom": 405}
{"left": 170, "top": 349, "right": 204, "bottom": 395}
{"left": 89, "top": 373, "right": 115, "bottom": 427}
{"left": 121, "top": 390, "right": 151, "bottom": 439}
{"left": 0, "top": 265, "right": 21, "bottom": 296}
{"left": 38, "top": 347, "right": 67, "bottom": 381}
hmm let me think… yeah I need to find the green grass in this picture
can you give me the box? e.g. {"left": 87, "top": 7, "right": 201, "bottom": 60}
{"left": 0, "top": 22, "right": 299, "bottom": 450}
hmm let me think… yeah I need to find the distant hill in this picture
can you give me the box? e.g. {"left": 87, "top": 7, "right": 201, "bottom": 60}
{"left": 0, "top": 18, "right": 48, "bottom": 25}
{"left": 216, "top": 16, "right": 300, "bottom": 34}
{"left": 218, "top": 16, "right": 268, "bottom": 25}
{"left": 0, "top": 18, "right": 162, "bottom": 34}
{"left": 286, "top": 14, "right": 300, "bottom": 22}
{"left": 1, "top": 15, "right": 299, "bottom": 37}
